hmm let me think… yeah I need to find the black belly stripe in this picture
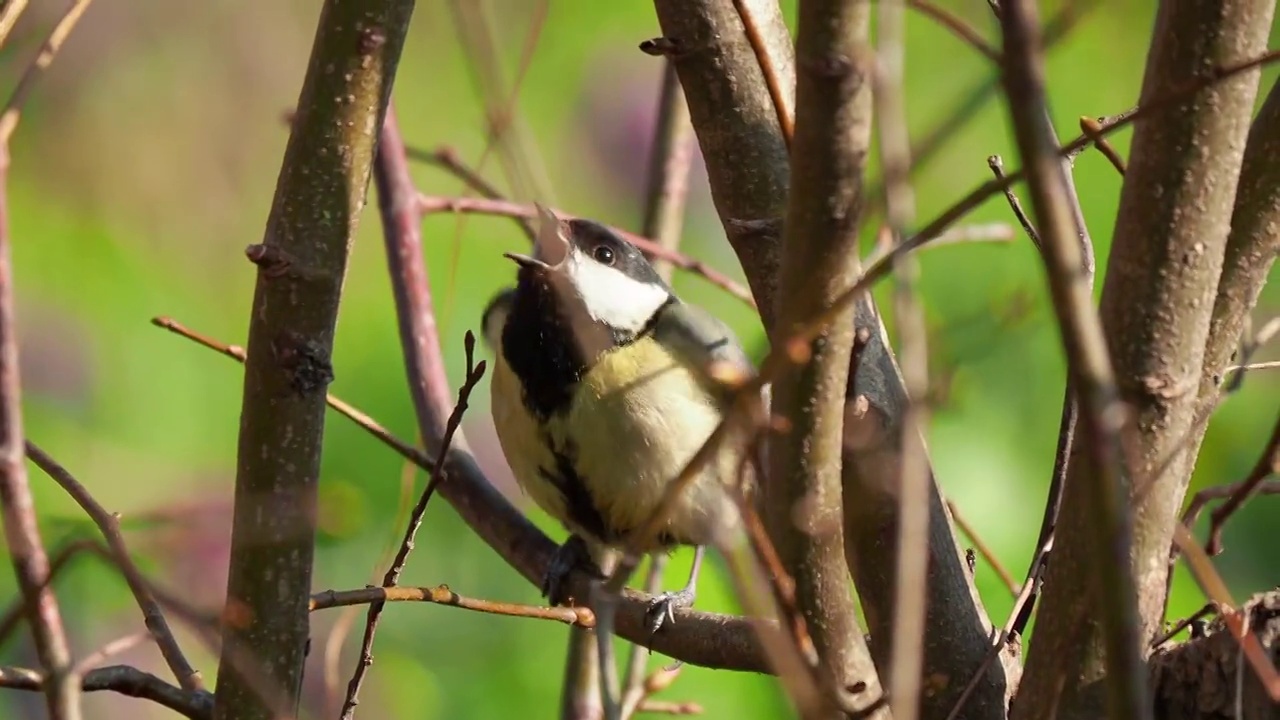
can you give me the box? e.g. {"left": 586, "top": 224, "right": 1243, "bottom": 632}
{"left": 539, "top": 440, "right": 615, "bottom": 544}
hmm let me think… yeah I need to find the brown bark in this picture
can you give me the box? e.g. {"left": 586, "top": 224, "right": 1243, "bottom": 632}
{"left": 769, "top": 0, "right": 882, "bottom": 711}
{"left": 1016, "top": 1, "right": 1275, "bottom": 718}
{"left": 211, "top": 1, "right": 416, "bottom": 718}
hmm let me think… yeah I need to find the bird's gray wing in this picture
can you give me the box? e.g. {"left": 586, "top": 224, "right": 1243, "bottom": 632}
{"left": 652, "top": 300, "right": 758, "bottom": 407}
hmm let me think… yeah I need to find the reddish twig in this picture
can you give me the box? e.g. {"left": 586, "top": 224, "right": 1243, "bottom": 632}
{"left": 310, "top": 585, "right": 593, "bottom": 626}
{"left": 907, "top": 0, "right": 999, "bottom": 62}
{"left": 152, "top": 316, "right": 435, "bottom": 474}
{"left": 25, "top": 442, "right": 204, "bottom": 692}
{"left": 1171, "top": 525, "right": 1280, "bottom": 700}
{"left": 1204, "top": 411, "right": 1280, "bottom": 554}
{"left": 417, "top": 195, "right": 757, "bottom": 307}
{"left": 946, "top": 500, "right": 1019, "bottom": 596}
{"left": 0, "top": 0, "right": 95, "bottom": 145}
{"left": 0, "top": 538, "right": 105, "bottom": 648}
{"left": 635, "top": 699, "right": 703, "bottom": 716}
{"left": 730, "top": 0, "right": 793, "bottom": 146}
{"left": 69, "top": 633, "right": 150, "bottom": 679}
{"left": 341, "top": 107, "right": 489, "bottom": 720}
{"left": 0, "top": 140, "right": 77, "bottom": 720}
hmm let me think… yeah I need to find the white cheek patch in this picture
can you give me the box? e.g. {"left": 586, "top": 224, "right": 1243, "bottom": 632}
{"left": 547, "top": 251, "right": 669, "bottom": 361}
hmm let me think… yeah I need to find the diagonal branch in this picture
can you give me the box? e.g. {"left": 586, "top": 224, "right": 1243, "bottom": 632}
{"left": 0, "top": 665, "right": 213, "bottom": 720}
{"left": 212, "top": 2, "right": 416, "bottom": 718}
{"left": 25, "top": 442, "right": 203, "bottom": 692}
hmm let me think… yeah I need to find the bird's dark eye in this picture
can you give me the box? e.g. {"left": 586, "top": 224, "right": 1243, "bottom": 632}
{"left": 592, "top": 245, "right": 615, "bottom": 265}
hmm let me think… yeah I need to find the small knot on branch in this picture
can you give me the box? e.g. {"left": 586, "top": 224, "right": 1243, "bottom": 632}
{"left": 639, "top": 37, "right": 684, "bottom": 57}
{"left": 273, "top": 331, "right": 335, "bottom": 395}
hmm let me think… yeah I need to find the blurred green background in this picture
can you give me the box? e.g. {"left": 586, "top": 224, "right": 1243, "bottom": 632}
{"left": 1, "top": 0, "right": 1277, "bottom": 717}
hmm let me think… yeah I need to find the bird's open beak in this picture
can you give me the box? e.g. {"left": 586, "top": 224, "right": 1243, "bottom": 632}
{"left": 503, "top": 203, "right": 569, "bottom": 272}
{"left": 503, "top": 251, "right": 548, "bottom": 270}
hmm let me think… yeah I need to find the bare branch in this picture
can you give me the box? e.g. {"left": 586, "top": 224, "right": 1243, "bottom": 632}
{"left": 0, "top": 539, "right": 104, "bottom": 648}
{"left": 997, "top": 2, "right": 1148, "bottom": 719}
{"left": 769, "top": 0, "right": 882, "bottom": 713}
{"left": 0, "top": 665, "right": 213, "bottom": 720}
{"left": 1198, "top": 77, "right": 1280, "bottom": 413}
{"left": 0, "top": 0, "right": 95, "bottom": 144}
{"left": 1204, "top": 411, "right": 1280, "bottom": 555}
{"left": 340, "top": 325, "right": 485, "bottom": 716}
{"left": 907, "top": 0, "right": 999, "bottom": 62}
{"left": 212, "top": 1, "right": 416, "bottom": 717}
{"left": 0, "top": 114, "right": 78, "bottom": 720}
{"left": 310, "top": 584, "right": 593, "bottom": 626}
{"left": 728, "top": 0, "right": 794, "bottom": 147}
{"left": 875, "top": 0, "right": 931, "bottom": 717}
{"left": 25, "top": 442, "right": 203, "bottom": 691}
{"left": 154, "top": 316, "right": 432, "bottom": 474}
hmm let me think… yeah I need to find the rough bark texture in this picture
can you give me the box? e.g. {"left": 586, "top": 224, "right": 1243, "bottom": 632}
{"left": 1149, "top": 591, "right": 1280, "bottom": 720}
{"left": 651, "top": 0, "right": 794, "bottom": 323}
{"left": 1017, "top": 2, "right": 1275, "bottom": 718}
{"left": 1199, "top": 77, "right": 1280, "bottom": 397}
{"left": 212, "top": 2, "right": 415, "bottom": 718}
{"left": 651, "top": 1, "right": 1012, "bottom": 717}
{"left": 769, "top": 0, "right": 881, "bottom": 710}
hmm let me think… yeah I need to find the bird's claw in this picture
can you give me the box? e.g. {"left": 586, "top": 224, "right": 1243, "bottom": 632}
{"left": 644, "top": 586, "right": 697, "bottom": 635}
{"left": 541, "top": 535, "right": 601, "bottom": 606}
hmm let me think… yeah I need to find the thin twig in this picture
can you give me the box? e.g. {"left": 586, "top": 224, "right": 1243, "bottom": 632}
{"left": 417, "top": 195, "right": 756, "bottom": 307}
{"left": 0, "top": 135, "right": 77, "bottom": 720}
{"left": 1078, "top": 116, "right": 1126, "bottom": 175}
{"left": 730, "top": 0, "right": 793, "bottom": 146}
{"left": 640, "top": 60, "right": 696, "bottom": 282}
{"left": 877, "top": 0, "right": 930, "bottom": 716}
{"left": 1171, "top": 525, "right": 1280, "bottom": 700}
{"left": 1204, "top": 411, "right": 1280, "bottom": 554}
{"left": 998, "top": 3, "right": 1148, "bottom": 719}
{"left": 0, "top": 665, "right": 214, "bottom": 720}
{"left": 0, "top": 538, "right": 104, "bottom": 648}
{"left": 635, "top": 699, "right": 703, "bottom": 715}
{"left": 69, "top": 632, "right": 150, "bottom": 678}
{"left": 340, "top": 336, "right": 486, "bottom": 719}
{"left": 1150, "top": 603, "right": 1214, "bottom": 648}
{"left": 1226, "top": 359, "right": 1280, "bottom": 373}
{"left": 25, "top": 442, "right": 204, "bottom": 691}
{"left": 152, "top": 316, "right": 435, "bottom": 474}
{"left": 0, "top": 0, "right": 31, "bottom": 49}
{"left": 310, "top": 585, "right": 593, "bottom": 625}
{"left": 987, "top": 155, "right": 1042, "bottom": 250}
{"left": 945, "top": 500, "right": 1018, "bottom": 596}
{"left": 907, "top": 0, "right": 1000, "bottom": 62}
{"left": 0, "top": 0, "right": 96, "bottom": 144}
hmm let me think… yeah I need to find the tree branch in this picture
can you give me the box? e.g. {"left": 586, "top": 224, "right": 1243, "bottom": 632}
{"left": 0, "top": 665, "right": 214, "bottom": 720}
{"left": 652, "top": 2, "right": 1013, "bottom": 716}
{"left": 1196, "top": 76, "right": 1280, "bottom": 424}
{"left": 24, "top": 442, "right": 203, "bottom": 691}
{"left": 1014, "top": 1, "right": 1275, "bottom": 716}
{"left": 769, "top": 0, "right": 883, "bottom": 710}
{"left": 0, "top": 109, "right": 78, "bottom": 720}
{"left": 212, "top": 1, "right": 416, "bottom": 718}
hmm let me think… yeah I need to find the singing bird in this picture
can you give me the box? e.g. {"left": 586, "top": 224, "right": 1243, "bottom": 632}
{"left": 482, "top": 206, "right": 756, "bottom": 629}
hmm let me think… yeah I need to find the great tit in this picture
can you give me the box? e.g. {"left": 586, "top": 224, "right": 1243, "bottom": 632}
{"left": 481, "top": 205, "right": 757, "bottom": 630}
